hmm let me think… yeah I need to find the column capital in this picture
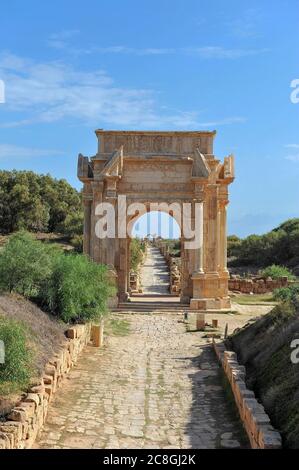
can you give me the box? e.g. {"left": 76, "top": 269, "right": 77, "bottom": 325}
{"left": 91, "top": 181, "right": 104, "bottom": 199}
{"left": 82, "top": 194, "right": 93, "bottom": 204}
{"left": 193, "top": 188, "right": 205, "bottom": 202}
{"left": 218, "top": 198, "right": 229, "bottom": 209}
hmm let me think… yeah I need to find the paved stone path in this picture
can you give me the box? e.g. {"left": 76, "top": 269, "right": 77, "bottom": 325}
{"left": 35, "top": 314, "right": 248, "bottom": 449}
{"left": 140, "top": 246, "right": 170, "bottom": 295}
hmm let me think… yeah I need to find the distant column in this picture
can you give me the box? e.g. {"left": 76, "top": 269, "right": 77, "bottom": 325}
{"left": 193, "top": 199, "right": 204, "bottom": 274}
{"left": 205, "top": 184, "right": 219, "bottom": 273}
{"left": 83, "top": 198, "right": 92, "bottom": 256}
{"left": 218, "top": 199, "right": 229, "bottom": 273}
{"left": 91, "top": 181, "right": 104, "bottom": 263}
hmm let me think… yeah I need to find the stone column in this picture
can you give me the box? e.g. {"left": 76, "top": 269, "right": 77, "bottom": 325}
{"left": 91, "top": 181, "right": 104, "bottom": 263}
{"left": 127, "top": 238, "right": 131, "bottom": 295}
{"left": 205, "top": 183, "right": 219, "bottom": 274}
{"left": 193, "top": 199, "right": 204, "bottom": 274}
{"left": 190, "top": 183, "right": 221, "bottom": 310}
{"left": 82, "top": 197, "right": 92, "bottom": 256}
{"left": 105, "top": 197, "right": 117, "bottom": 267}
{"left": 218, "top": 197, "right": 230, "bottom": 305}
{"left": 180, "top": 238, "right": 192, "bottom": 304}
{"left": 218, "top": 199, "right": 229, "bottom": 274}
{"left": 190, "top": 195, "right": 205, "bottom": 309}
{"left": 118, "top": 237, "right": 129, "bottom": 302}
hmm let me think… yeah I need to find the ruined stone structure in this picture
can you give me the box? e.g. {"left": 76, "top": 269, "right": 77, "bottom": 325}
{"left": 77, "top": 130, "right": 234, "bottom": 310}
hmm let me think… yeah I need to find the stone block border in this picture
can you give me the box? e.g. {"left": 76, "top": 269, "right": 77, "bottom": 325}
{"left": 229, "top": 275, "right": 289, "bottom": 294}
{"left": 212, "top": 339, "right": 282, "bottom": 449}
{"left": 0, "top": 323, "right": 92, "bottom": 449}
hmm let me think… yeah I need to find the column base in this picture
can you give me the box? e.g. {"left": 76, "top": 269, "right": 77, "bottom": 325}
{"left": 118, "top": 292, "right": 130, "bottom": 302}
{"left": 190, "top": 296, "right": 231, "bottom": 311}
{"left": 191, "top": 271, "right": 231, "bottom": 311}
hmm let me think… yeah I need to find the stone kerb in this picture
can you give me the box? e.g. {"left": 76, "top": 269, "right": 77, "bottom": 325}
{"left": 0, "top": 323, "right": 92, "bottom": 449}
{"left": 212, "top": 340, "right": 282, "bottom": 449}
{"left": 153, "top": 240, "right": 181, "bottom": 295}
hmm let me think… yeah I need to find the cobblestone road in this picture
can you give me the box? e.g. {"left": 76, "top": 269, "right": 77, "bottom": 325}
{"left": 35, "top": 314, "right": 248, "bottom": 449}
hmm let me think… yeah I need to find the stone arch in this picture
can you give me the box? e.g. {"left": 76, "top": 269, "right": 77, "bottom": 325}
{"left": 127, "top": 209, "right": 181, "bottom": 296}
{"left": 78, "top": 130, "right": 235, "bottom": 311}
{"left": 127, "top": 204, "right": 182, "bottom": 238}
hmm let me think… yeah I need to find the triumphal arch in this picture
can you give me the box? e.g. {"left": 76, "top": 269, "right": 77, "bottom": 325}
{"left": 78, "top": 130, "right": 234, "bottom": 311}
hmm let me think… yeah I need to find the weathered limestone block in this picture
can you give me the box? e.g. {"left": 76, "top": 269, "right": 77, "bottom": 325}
{"left": 30, "top": 383, "right": 45, "bottom": 395}
{"left": 66, "top": 327, "right": 77, "bottom": 339}
{"left": 7, "top": 408, "right": 27, "bottom": 423}
{"left": 20, "top": 402, "right": 36, "bottom": 420}
{"left": 258, "top": 425, "right": 282, "bottom": 449}
{"left": 0, "top": 421, "right": 23, "bottom": 447}
{"left": 196, "top": 313, "right": 205, "bottom": 330}
{"left": 250, "top": 413, "right": 271, "bottom": 438}
{"left": 24, "top": 393, "right": 40, "bottom": 409}
{"left": 0, "top": 431, "right": 11, "bottom": 449}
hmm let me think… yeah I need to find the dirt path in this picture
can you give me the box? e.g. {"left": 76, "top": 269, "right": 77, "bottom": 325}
{"left": 35, "top": 314, "right": 248, "bottom": 449}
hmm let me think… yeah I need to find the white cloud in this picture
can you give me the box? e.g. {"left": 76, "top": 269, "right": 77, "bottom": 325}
{"left": 0, "top": 144, "right": 64, "bottom": 159}
{"left": 89, "top": 45, "right": 268, "bottom": 60}
{"left": 285, "top": 144, "right": 299, "bottom": 149}
{"left": 181, "top": 46, "right": 269, "bottom": 59}
{"left": 226, "top": 8, "right": 262, "bottom": 39}
{"left": 95, "top": 46, "right": 176, "bottom": 56}
{"left": 46, "top": 31, "right": 269, "bottom": 60}
{"left": 196, "top": 116, "right": 246, "bottom": 126}
{"left": 0, "top": 51, "right": 245, "bottom": 129}
{"left": 285, "top": 154, "right": 299, "bottom": 162}
{"left": 47, "top": 30, "right": 80, "bottom": 50}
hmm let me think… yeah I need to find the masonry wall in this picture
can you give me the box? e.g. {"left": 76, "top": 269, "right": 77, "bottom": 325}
{"left": 213, "top": 340, "right": 282, "bottom": 449}
{"left": 0, "top": 324, "right": 91, "bottom": 449}
{"left": 229, "top": 276, "right": 288, "bottom": 294}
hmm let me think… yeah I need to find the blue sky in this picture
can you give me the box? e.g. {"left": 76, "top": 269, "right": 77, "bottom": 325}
{"left": 0, "top": 0, "right": 298, "bottom": 237}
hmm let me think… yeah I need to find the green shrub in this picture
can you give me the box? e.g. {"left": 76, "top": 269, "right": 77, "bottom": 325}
{"left": 130, "top": 238, "right": 146, "bottom": 272}
{"left": 0, "top": 231, "right": 59, "bottom": 298}
{"left": 164, "top": 239, "right": 181, "bottom": 257}
{"left": 261, "top": 264, "right": 295, "bottom": 280}
{"left": 70, "top": 234, "right": 83, "bottom": 253}
{"left": 0, "top": 232, "right": 114, "bottom": 324}
{"left": 273, "top": 285, "right": 299, "bottom": 303}
{"left": 0, "top": 317, "right": 33, "bottom": 395}
{"left": 43, "top": 253, "right": 115, "bottom": 323}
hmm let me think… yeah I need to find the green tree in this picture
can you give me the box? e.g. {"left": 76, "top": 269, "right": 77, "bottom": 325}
{"left": 0, "top": 170, "right": 83, "bottom": 237}
{"left": 0, "top": 231, "right": 59, "bottom": 298}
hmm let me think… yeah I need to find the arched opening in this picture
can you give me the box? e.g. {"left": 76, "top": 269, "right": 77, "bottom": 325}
{"left": 128, "top": 211, "right": 181, "bottom": 300}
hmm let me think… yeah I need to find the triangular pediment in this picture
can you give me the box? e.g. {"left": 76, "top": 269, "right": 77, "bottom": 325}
{"left": 191, "top": 148, "right": 211, "bottom": 178}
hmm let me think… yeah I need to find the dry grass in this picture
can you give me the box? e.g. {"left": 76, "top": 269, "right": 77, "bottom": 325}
{"left": 233, "top": 293, "right": 277, "bottom": 305}
{"left": 0, "top": 293, "right": 67, "bottom": 416}
{"left": 227, "top": 303, "right": 299, "bottom": 448}
{"left": 0, "top": 294, "right": 66, "bottom": 375}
